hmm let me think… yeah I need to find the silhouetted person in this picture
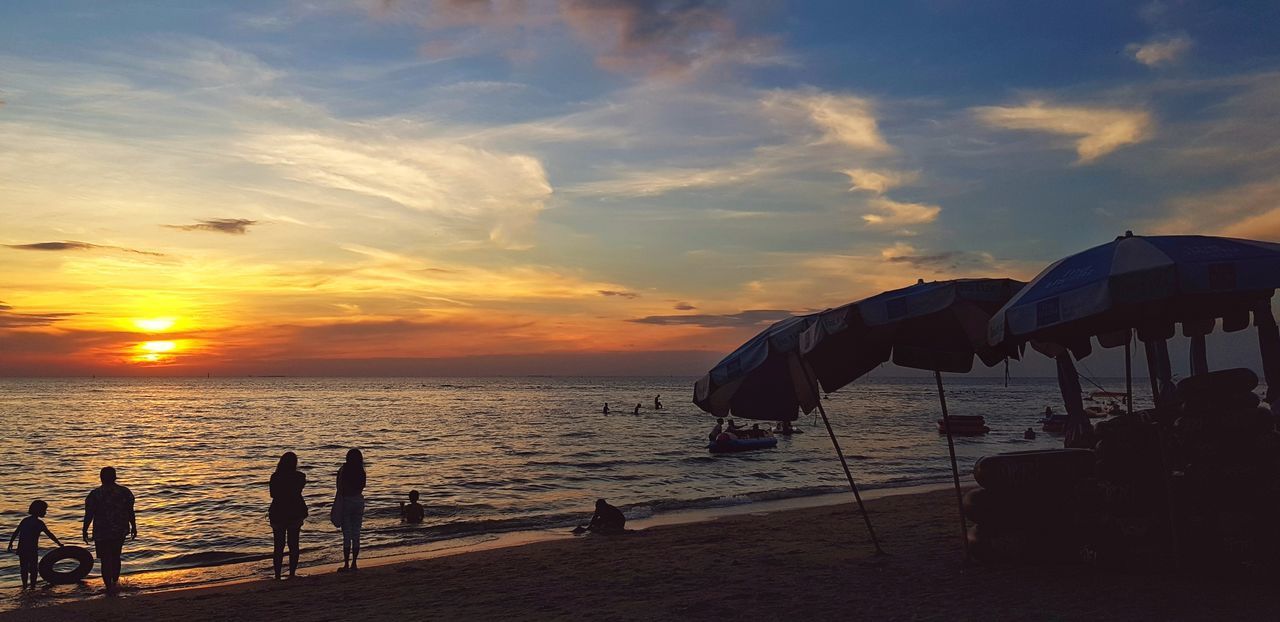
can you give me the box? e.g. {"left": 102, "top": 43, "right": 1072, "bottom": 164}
{"left": 634, "top": 403, "right": 641, "bottom": 415}
{"left": 269, "top": 451, "right": 308, "bottom": 580}
{"left": 8, "top": 500, "right": 62, "bottom": 589}
{"left": 83, "top": 467, "right": 135, "bottom": 595}
{"left": 654, "top": 395, "right": 662, "bottom": 410}
{"left": 603, "top": 403, "right": 610, "bottom": 415}
{"left": 1024, "top": 428, "right": 1037, "bottom": 440}
{"left": 587, "top": 499, "right": 626, "bottom": 534}
{"left": 336, "top": 448, "right": 366, "bottom": 572}
{"left": 400, "top": 490, "right": 425, "bottom": 524}
{"left": 778, "top": 420, "right": 793, "bottom": 435}
{"left": 709, "top": 417, "right": 724, "bottom": 442}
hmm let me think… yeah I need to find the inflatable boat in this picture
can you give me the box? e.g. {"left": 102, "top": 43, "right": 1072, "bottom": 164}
{"left": 708, "top": 436, "right": 778, "bottom": 454}
{"left": 937, "top": 415, "right": 990, "bottom": 436}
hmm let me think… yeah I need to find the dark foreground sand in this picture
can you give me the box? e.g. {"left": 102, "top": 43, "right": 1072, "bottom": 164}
{"left": 3, "top": 489, "right": 1273, "bottom": 621}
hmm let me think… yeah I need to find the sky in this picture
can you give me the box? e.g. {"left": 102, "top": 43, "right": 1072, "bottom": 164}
{"left": 1, "top": 0, "right": 1279, "bottom": 377}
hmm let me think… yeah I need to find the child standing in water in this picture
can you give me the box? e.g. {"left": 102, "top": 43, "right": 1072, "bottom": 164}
{"left": 400, "top": 490, "right": 425, "bottom": 524}
{"left": 7, "top": 500, "right": 63, "bottom": 589}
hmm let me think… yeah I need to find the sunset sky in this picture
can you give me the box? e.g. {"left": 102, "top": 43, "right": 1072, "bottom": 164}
{"left": 2, "top": 1, "right": 1279, "bottom": 376}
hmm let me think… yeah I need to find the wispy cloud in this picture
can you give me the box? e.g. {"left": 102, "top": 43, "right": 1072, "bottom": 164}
{"left": 765, "top": 90, "right": 891, "bottom": 153}
{"left": 673, "top": 302, "right": 696, "bottom": 310}
{"left": 861, "top": 198, "right": 941, "bottom": 228}
{"left": 4, "top": 241, "right": 164, "bottom": 256}
{"left": 238, "top": 127, "right": 553, "bottom": 249}
{"left": 972, "top": 100, "right": 1153, "bottom": 163}
{"left": 1128, "top": 34, "right": 1192, "bottom": 67}
{"left": 844, "top": 168, "right": 918, "bottom": 194}
{"left": 0, "top": 302, "right": 77, "bottom": 329}
{"left": 1151, "top": 178, "right": 1280, "bottom": 240}
{"left": 165, "top": 218, "right": 259, "bottom": 234}
{"left": 629, "top": 309, "right": 793, "bottom": 328}
{"left": 374, "top": 0, "right": 784, "bottom": 78}
{"left": 598, "top": 289, "right": 639, "bottom": 299}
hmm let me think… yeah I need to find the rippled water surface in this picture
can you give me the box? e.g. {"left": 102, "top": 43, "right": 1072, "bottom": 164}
{"left": 0, "top": 375, "right": 1144, "bottom": 590}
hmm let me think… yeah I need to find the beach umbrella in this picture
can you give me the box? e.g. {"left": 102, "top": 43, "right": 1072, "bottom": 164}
{"left": 694, "top": 314, "right": 884, "bottom": 554}
{"left": 988, "top": 232, "right": 1280, "bottom": 407}
{"left": 798, "top": 277, "right": 1027, "bottom": 557}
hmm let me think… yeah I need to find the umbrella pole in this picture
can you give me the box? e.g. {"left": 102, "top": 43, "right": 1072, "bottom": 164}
{"left": 934, "top": 370, "right": 970, "bottom": 559}
{"left": 815, "top": 399, "right": 884, "bottom": 555}
{"left": 1125, "top": 338, "right": 1133, "bottom": 415}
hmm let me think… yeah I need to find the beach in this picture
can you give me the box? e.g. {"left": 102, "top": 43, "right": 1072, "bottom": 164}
{"left": 5, "top": 488, "right": 1271, "bottom": 622}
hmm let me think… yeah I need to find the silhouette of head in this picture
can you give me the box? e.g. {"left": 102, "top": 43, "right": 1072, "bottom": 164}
{"left": 595, "top": 498, "right": 607, "bottom": 509}
{"left": 277, "top": 451, "right": 298, "bottom": 473}
{"left": 409, "top": 490, "right": 420, "bottom": 503}
{"left": 28, "top": 500, "right": 47, "bottom": 517}
{"left": 345, "top": 448, "right": 364, "bottom": 468}
{"left": 100, "top": 467, "right": 117, "bottom": 485}
{"left": 716, "top": 418, "right": 723, "bottom": 424}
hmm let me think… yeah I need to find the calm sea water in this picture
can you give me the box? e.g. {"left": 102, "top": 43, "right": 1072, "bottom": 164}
{"left": 0, "top": 375, "right": 1145, "bottom": 592}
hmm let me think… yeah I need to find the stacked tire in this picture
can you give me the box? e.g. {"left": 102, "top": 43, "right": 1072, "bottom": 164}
{"left": 1092, "top": 415, "right": 1170, "bottom": 568}
{"left": 1168, "top": 369, "right": 1279, "bottom": 562}
{"left": 964, "top": 449, "right": 1097, "bottom": 563}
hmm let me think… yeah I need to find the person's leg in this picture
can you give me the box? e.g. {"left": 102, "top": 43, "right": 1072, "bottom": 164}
{"left": 340, "top": 520, "right": 353, "bottom": 569}
{"left": 19, "top": 552, "right": 35, "bottom": 588}
{"left": 286, "top": 522, "right": 301, "bottom": 577}
{"left": 98, "top": 538, "right": 124, "bottom": 593}
{"left": 272, "top": 524, "right": 285, "bottom": 579}
{"left": 345, "top": 501, "right": 363, "bottom": 569}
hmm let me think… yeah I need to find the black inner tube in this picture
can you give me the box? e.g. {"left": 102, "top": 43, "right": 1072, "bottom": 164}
{"left": 39, "top": 546, "right": 95, "bottom": 585}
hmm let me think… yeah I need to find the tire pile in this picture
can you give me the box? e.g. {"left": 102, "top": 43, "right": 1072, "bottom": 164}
{"left": 963, "top": 449, "right": 1098, "bottom": 563}
{"left": 965, "top": 367, "right": 1278, "bottom": 568}
{"left": 1166, "top": 368, "right": 1279, "bottom": 563}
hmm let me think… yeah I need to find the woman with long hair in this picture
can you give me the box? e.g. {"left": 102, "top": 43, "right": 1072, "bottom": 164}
{"left": 335, "top": 448, "right": 366, "bottom": 572}
{"left": 268, "top": 451, "right": 307, "bottom": 579}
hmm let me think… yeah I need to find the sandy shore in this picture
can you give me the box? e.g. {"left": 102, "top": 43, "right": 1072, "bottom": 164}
{"left": 3, "top": 488, "right": 1272, "bottom": 621}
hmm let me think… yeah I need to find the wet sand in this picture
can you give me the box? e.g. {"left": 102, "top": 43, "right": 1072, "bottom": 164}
{"left": 3, "top": 488, "right": 1272, "bottom": 621}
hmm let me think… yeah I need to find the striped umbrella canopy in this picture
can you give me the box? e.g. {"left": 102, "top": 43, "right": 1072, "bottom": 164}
{"left": 693, "top": 314, "right": 819, "bottom": 421}
{"left": 800, "top": 278, "right": 1027, "bottom": 393}
{"left": 988, "top": 232, "right": 1280, "bottom": 352}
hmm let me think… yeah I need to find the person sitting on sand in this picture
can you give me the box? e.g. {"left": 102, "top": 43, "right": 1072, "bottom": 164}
{"left": 708, "top": 418, "right": 724, "bottom": 443}
{"left": 400, "top": 490, "right": 425, "bottom": 524}
{"left": 586, "top": 499, "right": 626, "bottom": 534}
{"left": 8, "top": 500, "right": 63, "bottom": 590}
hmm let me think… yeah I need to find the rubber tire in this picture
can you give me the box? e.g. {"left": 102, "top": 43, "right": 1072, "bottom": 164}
{"left": 39, "top": 546, "right": 95, "bottom": 585}
{"left": 1176, "top": 368, "right": 1258, "bottom": 404}
{"left": 973, "top": 449, "right": 1095, "bottom": 491}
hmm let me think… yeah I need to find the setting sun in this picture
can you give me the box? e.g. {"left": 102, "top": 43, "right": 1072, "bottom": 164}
{"left": 134, "top": 317, "right": 177, "bottom": 332}
{"left": 132, "top": 340, "right": 181, "bottom": 364}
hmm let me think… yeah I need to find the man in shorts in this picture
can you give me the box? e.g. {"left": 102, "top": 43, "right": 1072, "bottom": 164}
{"left": 82, "top": 466, "right": 136, "bottom": 595}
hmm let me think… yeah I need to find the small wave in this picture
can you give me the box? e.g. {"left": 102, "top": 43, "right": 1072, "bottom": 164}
{"left": 159, "top": 550, "right": 267, "bottom": 568}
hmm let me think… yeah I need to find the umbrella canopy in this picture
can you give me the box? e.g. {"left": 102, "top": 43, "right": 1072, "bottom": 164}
{"left": 693, "top": 314, "right": 819, "bottom": 421}
{"left": 800, "top": 278, "right": 1026, "bottom": 392}
{"left": 988, "top": 232, "right": 1280, "bottom": 352}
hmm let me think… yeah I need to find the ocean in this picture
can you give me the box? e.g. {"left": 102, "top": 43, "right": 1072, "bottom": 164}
{"left": 0, "top": 375, "right": 1141, "bottom": 595}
